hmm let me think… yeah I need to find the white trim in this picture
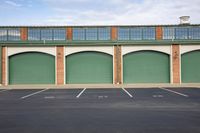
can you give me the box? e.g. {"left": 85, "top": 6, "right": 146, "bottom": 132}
{"left": 7, "top": 47, "right": 56, "bottom": 57}
{"left": 65, "top": 46, "right": 113, "bottom": 56}
{"left": 181, "top": 45, "right": 200, "bottom": 55}
{"left": 122, "top": 45, "right": 171, "bottom": 55}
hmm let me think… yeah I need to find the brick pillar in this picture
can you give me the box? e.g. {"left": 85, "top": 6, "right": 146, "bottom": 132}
{"left": 20, "top": 27, "right": 28, "bottom": 41}
{"left": 111, "top": 27, "right": 118, "bottom": 40}
{"left": 172, "top": 44, "right": 180, "bottom": 84}
{"left": 67, "top": 27, "right": 73, "bottom": 40}
{"left": 2, "top": 47, "right": 7, "bottom": 85}
{"left": 114, "top": 46, "right": 122, "bottom": 84}
{"left": 56, "top": 46, "right": 64, "bottom": 85}
{"left": 156, "top": 26, "right": 163, "bottom": 40}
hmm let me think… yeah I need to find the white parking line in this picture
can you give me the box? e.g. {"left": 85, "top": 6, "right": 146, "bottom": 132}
{"left": 0, "top": 89, "right": 12, "bottom": 93}
{"left": 159, "top": 87, "right": 189, "bottom": 97}
{"left": 122, "top": 88, "right": 133, "bottom": 98}
{"left": 76, "top": 88, "right": 86, "bottom": 98}
{"left": 21, "top": 88, "right": 49, "bottom": 99}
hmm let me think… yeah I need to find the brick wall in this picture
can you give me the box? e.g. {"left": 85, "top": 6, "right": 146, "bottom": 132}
{"left": 2, "top": 47, "right": 6, "bottom": 85}
{"left": 114, "top": 46, "right": 122, "bottom": 84}
{"left": 20, "top": 28, "right": 28, "bottom": 41}
{"left": 67, "top": 27, "right": 73, "bottom": 40}
{"left": 172, "top": 44, "right": 180, "bottom": 83}
{"left": 56, "top": 46, "right": 64, "bottom": 85}
{"left": 111, "top": 27, "right": 118, "bottom": 40}
{"left": 156, "top": 26, "right": 163, "bottom": 40}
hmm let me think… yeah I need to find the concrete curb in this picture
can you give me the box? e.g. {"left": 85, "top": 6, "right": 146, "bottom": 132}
{"left": 0, "top": 84, "right": 200, "bottom": 89}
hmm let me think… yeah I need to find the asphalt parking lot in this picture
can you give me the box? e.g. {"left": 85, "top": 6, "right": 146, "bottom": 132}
{"left": 0, "top": 87, "right": 200, "bottom": 133}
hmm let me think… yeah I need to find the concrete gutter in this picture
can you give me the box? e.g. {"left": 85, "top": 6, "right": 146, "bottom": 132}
{"left": 0, "top": 84, "right": 200, "bottom": 89}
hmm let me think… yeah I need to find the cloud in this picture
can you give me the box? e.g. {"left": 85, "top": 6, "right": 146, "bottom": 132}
{"left": 1, "top": 0, "right": 200, "bottom": 25}
{"left": 5, "top": 0, "right": 22, "bottom": 7}
{"left": 41, "top": 0, "right": 200, "bottom": 25}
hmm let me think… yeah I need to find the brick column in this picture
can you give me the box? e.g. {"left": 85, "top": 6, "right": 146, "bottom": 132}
{"left": 156, "top": 26, "right": 163, "bottom": 40}
{"left": 172, "top": 44, "right": 180, "bottom": 84}
{"left": 114, "top": 46, "right": 122, "bottom": 84}
{"left": 111, "top": 27, "right": 117, "bottom": 40}
{"left": 67, "top": 27, "right": 73, "bottom": 40}
{"left": 56, "top": 46, "right": 64, "bottom": 85}
{"left": 2, "top": 47, "right": 7, "bottom": 85}
{"left": 20, "top": 27, "right": 28, "bottom": 41}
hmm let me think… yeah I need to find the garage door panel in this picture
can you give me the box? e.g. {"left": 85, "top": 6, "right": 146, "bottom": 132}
{"left": 66, "top": 52, "right": 113, "bottom": 84}
{"left": 182, "top": 51, "right": 200, "bottom": 83}
{"left": 123, "top": 51, "right": 170, "bottom": 83}
{"left": 9, "top": 52, "right": 55, "bottom": 84}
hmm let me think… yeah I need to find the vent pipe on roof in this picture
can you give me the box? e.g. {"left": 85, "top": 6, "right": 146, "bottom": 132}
{"left": 179, "top": 16, "right": 190, "bottom": 25}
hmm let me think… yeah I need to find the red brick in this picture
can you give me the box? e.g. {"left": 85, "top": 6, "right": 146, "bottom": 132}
{"left": 56, "top": 46, "right": 64, "bottom": 85}
{"left": 114, "top": 46, "right": 122, "bottom": 84}
{"left": 172, "top": 44, "right": 180, "bottom": 83}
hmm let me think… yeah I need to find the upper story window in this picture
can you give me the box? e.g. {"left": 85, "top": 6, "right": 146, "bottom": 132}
{"left": 175, "top": 27, "right": 188, "bottom": 39}
{"left": 8, "top": 28, "right": 20, "bottom": 41}
{"left": 163, "top": 26, "right": 200, "bottom": 40}
{"left": 73, "top": 28, "right": 85, "bottom": 40}
{"left": 118, "top": 27, "right": 155, "bottom": 40}
{"left": 130, "top": 28, "right": 142, "bottom": 40}
{"left": 98, "top": 27, "right": 110, "bottom": 40}
{"left": 86, "top": 28, "right": 97, "bottom": 40}
{"left": 188, "top": 27, "right": 200, "bottom": 39}
{"left": 163, "top": 27, "right": 175, "bottom": 40}
{"left": 41, "top": 29, "right": 53, "bottom": 40}
{"left": 118, "top": 28, "right": 129, "bottom": 40}
{"left": 28, "top": 28, "right": 41, "bottom": 40}
{"left": 142, "top": 27, "right": 155, "bottom": 40}
{"left": 0, "top": 29, "right": 7, "bottom": 41}
{"left": 28, "top": 28, "right": 66, "bottom": 41}
{"left": 0, "top": 28, "right": 20, "bottom": 41}
{"left": 53, "top": 28, "right": 66, "bottom": 40}
{"left": 73, "top": 27, "right": 111, "bottom": 40}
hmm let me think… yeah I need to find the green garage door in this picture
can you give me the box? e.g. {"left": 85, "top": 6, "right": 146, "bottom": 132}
{"left": 182, "top": 50, "right": 200, "bottom": 83}
{"left": 123, "top": 51, "right": 170, "bottom": 83}
{"left": 9, "top": 52, "right": 55, "bottom": 84}
{"left": 66, "top": 52, "right": 113, "bottom": 84}
{"left": 0, "top": 47, "right": 1, "bottom": 84}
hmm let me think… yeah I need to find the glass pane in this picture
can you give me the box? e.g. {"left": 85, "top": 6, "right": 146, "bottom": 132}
{"left": 28, "top": 29, "right": 41, "bottom": 40}
{"left": 143, "top": 27, "right": 155, "bottom": 40}
{"left": 73, "top": 28, "right": 85, "bottom": 40}
{"left": 98, "top": 27, "right": 110, "bottom": 40}
{"left": 8, "top": 28, "right": 20, "bottom": 41}
{"left": 163, "top": 27, "right": 175, "bottom": 40}
{"left": 188, "top": 27, "right": 200, "bottom": 39}
{"left": 130, "top": 28, "right": 142, "bottom": 40}
{"left": 118, "top": 28, "right": 129, "bottom": 40}
{"left": 53, "top": 28, "right": 66, "bottom": 40}
{"left": 175, "top": 27, "right": 188, "bottom": 39}
{"left": 86, "top": 28, "right": 97, "bottom": 40}
{"left": 41, "top": 29, "right": 53, "bottom": 40}
{"left": 0, "top": 29, "right": 7, "bottom": 41}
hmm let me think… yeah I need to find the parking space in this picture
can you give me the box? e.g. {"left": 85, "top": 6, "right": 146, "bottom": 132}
{"left": 0, "top": 87, "right": 200, "bottom": 133}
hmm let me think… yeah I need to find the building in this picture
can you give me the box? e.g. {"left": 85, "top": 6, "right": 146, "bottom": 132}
{"left": 0, "top": 19, "right": 200, "bottom": 86}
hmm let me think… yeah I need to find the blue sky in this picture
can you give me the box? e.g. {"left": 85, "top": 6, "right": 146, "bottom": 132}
{"left": 0, "top": 0, "right": 200, "bottom": 26}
